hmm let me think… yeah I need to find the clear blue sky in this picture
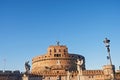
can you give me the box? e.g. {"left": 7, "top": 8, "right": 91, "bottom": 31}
{"left": 0, "top": 0, "right": 120, "bottom": 72}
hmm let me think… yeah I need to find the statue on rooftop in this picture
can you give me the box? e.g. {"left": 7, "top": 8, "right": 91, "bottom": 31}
{"left": 25, "top": 61, "right": 30, "bottom": 74}
{"left": 56, "top": 41, "right": 60, "bottom": 46}
{"left": 76, "top": 59, "right": 83, "bottom": 72}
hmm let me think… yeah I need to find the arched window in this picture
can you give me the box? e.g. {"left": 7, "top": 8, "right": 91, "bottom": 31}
{"left": 64, "top": 49, "right": 66, "bottom": 52}
{"left": 49, "top": 49, "right": 52, "bottom": 55}
{"left": 54, "top": 49, "right": 56, "bottom": 52}
{"left": 49, "top": 49, "right": 52, "bottom": 53}
{"left": 59, "top": 49, "right": 61, "bottom": 52}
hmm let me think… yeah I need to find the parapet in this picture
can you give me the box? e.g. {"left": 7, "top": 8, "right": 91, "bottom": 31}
{"left": 102, "top": 65, "right": 115, "bottom": 75}
{"left": 0, "top": 70, "right": 21, "bottom": 74}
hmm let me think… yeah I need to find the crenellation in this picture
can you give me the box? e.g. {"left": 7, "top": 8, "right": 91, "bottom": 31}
{"left": 1, "top": 43, "right": 120, "bottom": 80}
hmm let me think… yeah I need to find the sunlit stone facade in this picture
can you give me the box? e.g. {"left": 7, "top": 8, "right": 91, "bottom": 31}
{"left": 30, "top": 44, "right": 120, "bottom": 80}
{"left": 32, "top": 44, "right": 85, "bottom": 75}
{"left": 1, "top": 43, "right": 120, "bottom": 80}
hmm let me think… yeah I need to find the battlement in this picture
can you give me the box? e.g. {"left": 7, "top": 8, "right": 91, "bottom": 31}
{"left": 0, "top": 70, "right": 21, "bottom": 74}
{"left": 82, "top": 70, "right": 103, "bottom": 75}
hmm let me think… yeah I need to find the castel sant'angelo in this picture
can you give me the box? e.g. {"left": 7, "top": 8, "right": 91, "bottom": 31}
{"left": 32, "top": 42, "right": 85, "bottom": 75}
{"left": 0, "top": 39, "right": 120, "bottom": 80}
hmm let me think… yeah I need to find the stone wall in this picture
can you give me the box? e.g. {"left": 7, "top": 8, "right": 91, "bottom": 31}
{"left": 32, "top": 45, "right": 85, "bottom": 74}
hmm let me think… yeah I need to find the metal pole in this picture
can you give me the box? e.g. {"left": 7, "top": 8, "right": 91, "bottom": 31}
{"left": 103, "top": 38, "right": 116, "bottom": 80}
{"left": 107, "top": 47, "right": 112, "bottom": 65}
{"left": 3, "top": 58, "right": 6, "bottom": 72}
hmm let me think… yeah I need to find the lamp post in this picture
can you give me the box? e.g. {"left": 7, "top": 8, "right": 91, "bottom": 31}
{"left": 103, "top": 38, "right": 116, "bottom": 80}
{"left": 103, "top": 38, "right": 112, "bottom": 65}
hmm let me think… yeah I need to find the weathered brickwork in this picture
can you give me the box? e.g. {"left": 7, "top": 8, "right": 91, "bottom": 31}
{"left": 0, "top": 44, "right": 120, "bottom": 80}
{"left": 31, "top": 44, "right": 120, "bottom": 80}
{"left": 32, "top": 45, "right": 85, "bottom": 75}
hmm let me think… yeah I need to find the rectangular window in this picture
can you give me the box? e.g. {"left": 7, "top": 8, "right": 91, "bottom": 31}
{"left": 54, "top": 54, "right": 61, "bottom": 57}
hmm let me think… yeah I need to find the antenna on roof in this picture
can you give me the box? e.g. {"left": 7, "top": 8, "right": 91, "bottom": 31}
{"left": 3, "top": 58, "right": 6, "bottom": 71}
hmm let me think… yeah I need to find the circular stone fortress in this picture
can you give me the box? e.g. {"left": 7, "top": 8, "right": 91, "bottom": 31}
{"left": 32, "top": 43, "right": 85, "bottom": 75}
{"left": 1, "top": 41, "right": 120, "bottom": 80}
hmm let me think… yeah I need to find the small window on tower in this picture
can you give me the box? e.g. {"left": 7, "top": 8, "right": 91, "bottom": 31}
{"left": 64, "top": 49, "right": 66, "bottom": 53}
{"left": 54, "top": 49, "right": 56, "bottom": 52}
{"left": 50, "top": 49, "right": 52, "bottom": 53}
{"left": 59, "top": 49, "right": 61, "bottom": 52}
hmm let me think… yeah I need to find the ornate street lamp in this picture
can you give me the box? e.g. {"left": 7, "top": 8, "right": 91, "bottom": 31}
{"left": 103, "top": 38, "right": 116, "bottom": 80}
{"left": 103, "top": 38, "right": 112, "bottom": 65}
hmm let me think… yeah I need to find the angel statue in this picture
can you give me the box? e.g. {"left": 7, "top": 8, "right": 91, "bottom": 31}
{"left": 25, "top": 61, "right": 31, "bottom": 74}
{"left": 76, "top": 59, "right": 83, "bottom": 71}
